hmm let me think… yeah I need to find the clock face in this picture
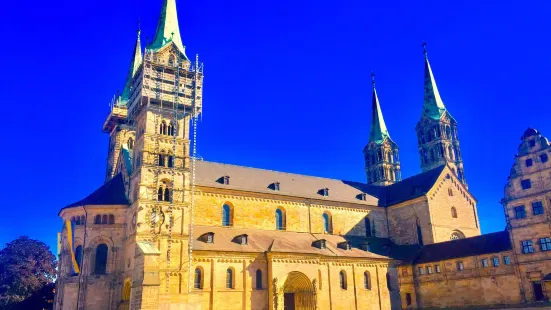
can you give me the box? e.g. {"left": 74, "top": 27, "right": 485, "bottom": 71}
{"left": 145, "top": 207, "right": 165, "bottom": 228}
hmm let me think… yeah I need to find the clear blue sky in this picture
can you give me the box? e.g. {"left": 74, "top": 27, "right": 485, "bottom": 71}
{"left": 1, "top": 0, "right": 550, "bottom": 252}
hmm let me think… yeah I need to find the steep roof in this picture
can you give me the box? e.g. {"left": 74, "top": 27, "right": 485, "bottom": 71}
{"left": 422, "top": 50, "right": 448, "bottom": 121}
{"left": 148, "top": 0, "right": 187, "bottom": 57}
{"left": 369, "top": 84, "right": 391, "bottom": 145}
{"left": 195, "top": 161, "right": 446, "bottom": 208}
{"left": 407, "top": 230, "right": 511, "bottom": 264}
{"left": 63, "top": 174, "right": 129, "bottom": 210}
{"left": 120, "top": 30, "right": 142, "bottom": 105}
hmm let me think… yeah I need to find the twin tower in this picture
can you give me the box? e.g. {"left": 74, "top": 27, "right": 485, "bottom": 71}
{"left": 363, "top": 48, "right": 466, "bottom": 186}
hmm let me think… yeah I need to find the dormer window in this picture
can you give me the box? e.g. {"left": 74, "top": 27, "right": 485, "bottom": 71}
{"left": 358, "top": 193, "right": 367, "bottom": 201}
{"left": 206, "top": 232, "right": 214, "bottom": 243}
{"left": 274, "top": 182, "right": 280, "bottom": 191}
{"left": 319, "top": 188, "right": 329, "bottom": 196}
{"left": 312, "top": 239, "right": 327, "bottom": 249}
{"left": 338, "top": 241, "right": 352, "bottom": 251}
{"left": 233, "top": 234, "right": 248, "bottom": 245}
{"left": 217, "top": 176, "right": 231, "bottom": 185}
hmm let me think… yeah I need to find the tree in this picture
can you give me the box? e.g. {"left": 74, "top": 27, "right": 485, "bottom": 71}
{"left": 0, "top": 236, "right": 56, "bottom": 309}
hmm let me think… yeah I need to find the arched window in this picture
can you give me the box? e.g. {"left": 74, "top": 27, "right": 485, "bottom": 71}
{"left": 75, "top": 245, "right": 83, "bottom": 272}
{"left": 446, "top": 126, "right": 451, "bottom": 139}
{"left": 275, "top": 208, "right": 285, "bottom": 230}
{"left": 339, "top": 271, "right": 347, "bottom": 290}
{"left": 364, "top": 271, "right": 371, "bottom": 289}
{"left": 222, "top": 204, "right": 232, "bottom": 227}
{"left": 108, "top": 214, "right": 115, "bottom": 224}
{"left": 164, "top": 188, "right": 170, "bottom": 202}
{"left": 158, "top": 153, "right": 165, "bottom": 167}
{"left": 94, "top": 215, "right": 101, "bottom": 224}
{"left": 167, "top": 155, "right": 174, "bottom": 168}
{"left": 451, "top": 207, "right": 458, "bottom": 218}
{"left": 451, "top": 231, "right": 465, "bottom": 240}
{"left": 365, "top": 218, "right": 371, "bottom": 237}
{"left": 80, "top": 215, "right": 85, "bottom": 225}
{"left": 194, "top": 268, "right": 202, "bottom": 289}
{"left": 102, "top": 215, "right": 108, "bottom": 224}
{"left": 160, "top": 121, "right": 167, "bottom": 135}
{"left": 94, "top": 244, "right": 108, "bottom": 275}
{"left": 168, "top": 122, "right": 175, "bottom": 136}
{"left": 157, "top": 187, "right": 163, "bottom": 201}
{"left": 322, "top": 212, "right": 332, "bottom": 234}
{"left": 448, "top": 188, "right": 453, "bottom": 196}
{"left": 255, "top": 269, "right": 262, "bottom": 289}
{"left": 226, "top": 268, "right": 234, "bottom": 289}
{"left": 127, "top": 137, "right": 134, "bottom": 150}
{"left": 448, "top": 145, "right": 454, "bottom": 160}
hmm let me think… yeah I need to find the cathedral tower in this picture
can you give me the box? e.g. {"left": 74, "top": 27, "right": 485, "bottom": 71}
{"left": 363, "top": 73, "right": 401, "bottom": 185}
{"left": 416, "top": 45, "right": 466, "bottom": 184}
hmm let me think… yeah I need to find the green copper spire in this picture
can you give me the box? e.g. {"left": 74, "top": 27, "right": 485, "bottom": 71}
{"left": 148, "top": 0, "right": 187, "bottom": 57}
{"left": 120, "top": 28, "right": 143, "bottom": 105}
{"left": 369, "top": 72, "right": 391, "bottom": 145}
{"left": 422, "top": 43, "right": 447, "bottom": 120}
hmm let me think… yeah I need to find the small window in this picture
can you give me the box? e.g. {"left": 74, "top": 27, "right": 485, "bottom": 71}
{"left": 521, "top": 179, "right": 532, "bottom": 190}
{"left": 532, "top": 202, "right": 544, "bottom": 215}
{"left": 541, "top": 154, "right": 548, "bottom": 163}
{"left": 167, "top": 155, "right": 174, "bottom": 168}
{"left": 222, "top": 204, "right": 232, "bottom": 227}
{"left": 322, "top": 213, "right": 332, "bottom": 234}
{"left": 222, "top": 176, "right": 230, "bottom": 185}
{"left": 406, "top": 293, "right": 412, "bottom": 306}
{"left": 241, "top": 235, "right": 248, "bottom": 245}
{"left": 127, "top": 137, "right": 134, "bottom": 150}
{"left": 435, "top": 265, "right": 441, "bottom": 273}
{"left": 273, "top": 182, "right": 280, "bottom": 191}
{"left": 321, "top": 188, "right": 329, "bottom": 196}
{"left": 94, "top": 244, "right": 108, "bottom": 275}
{"left": 526, "top": 159, "right": 533, "bottom": 167}
{"left": 418, "top": 267, "right": 424, "bottom": 275}
{"left": 275, "top": 208, "right": 285, "bottom": 230}
{"left": 339, "top": 271, "right": 347, "bottom": 290}
{"left": 255, "top": 269, "right": 262, "bottom": 289}
{"left": 522, "top": 240, "right": 534, "bottom": 254}
{"left": 504, "top": 256, "right": 511, "bottom": 265}
{"left": 94, "top": 215, "right": 101, "bottom": 224}
{"left": 108, "top": 214, "right": 114, "bottom": 225}
{"left": 426, "top": 266, "right": 433, "bottom": 274}
{"left": 102, "top": 215, "right": 108, "bottom": 224}
{"left": 226, "top": 269, "right": 234, "bottom": 289}
{"left": 448, "top": 188, "right": 453, "bottom": 196}
{"left": 492, "top": 257, "right": 500, "bottom": 267}
{"left": 451, "top": 207, "right": 457, "bottom": 218}
{"left": 457, "top": 262, "right": 464, "bottom": 271}
{"left": 481, "top": 259, "right": 488, "bottom": 268}
{"left": 194, "top": 268, "right": 202, "bottom": 289}
{"left": 364, "top": 272, "right": 371, "bottom": 289}
{"left": 75, "top": 245, "right": 83, "bottom": 272}
{"left": 514, "top": 206, "right": 526, "bottom": 219}
{"left": 529, "top": 140, "right": 536, "bottom": 147}
{"left": 540, "top": 238, "right": 551, "bottom": 251}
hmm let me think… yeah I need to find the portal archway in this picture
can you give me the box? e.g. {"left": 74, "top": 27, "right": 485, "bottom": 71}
{"left": 282, "top": 271, "right": 315, "bottom": 310}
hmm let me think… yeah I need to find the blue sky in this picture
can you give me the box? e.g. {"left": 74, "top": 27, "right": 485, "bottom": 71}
{"left": 0, "top": 0, "right": 550, "bottom": 252}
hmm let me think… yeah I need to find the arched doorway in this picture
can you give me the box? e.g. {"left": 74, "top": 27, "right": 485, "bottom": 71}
{"left": 283, "top": 271, "right": 315, "bottom": 310}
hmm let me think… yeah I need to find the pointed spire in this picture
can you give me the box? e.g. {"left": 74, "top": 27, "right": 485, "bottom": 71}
{"left": 422, "top": 42, "right": 447, "bottom": 120}
{"left": 148, "top": 0, "right": 187, "bottom": 57}
{"left": 369, "top": 72, "right": 391, "bottom": 144}
{"left": 120, "top": 27, "right": 143, "bottom": 105}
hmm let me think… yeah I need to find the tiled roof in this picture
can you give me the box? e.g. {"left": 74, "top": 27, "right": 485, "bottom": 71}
{"left": 192, "top": 225, "right": 390, "bottom": 260}
{"left": 196, "top": 161, "right": 446, "bottom": 208}
{"left": 62, "top": 174, "right": 129, "bottom": 210}
{"left": 406, "top": 230, "right": 512, "bottom": 264}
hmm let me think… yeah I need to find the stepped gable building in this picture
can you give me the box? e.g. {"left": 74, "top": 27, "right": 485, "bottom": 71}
{"left": 54, "top": 1, "right": 551, "bottom": 309}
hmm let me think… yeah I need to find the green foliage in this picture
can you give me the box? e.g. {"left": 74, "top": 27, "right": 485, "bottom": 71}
{"left": 0, "top": 236, "right": 57, "bottom": 309}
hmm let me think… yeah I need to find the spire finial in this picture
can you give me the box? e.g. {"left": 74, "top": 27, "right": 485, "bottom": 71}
{"left": 371, "top": 71, "right": 376, "bottom": 89}
{"left": 422, "top": 41, "right": 427, "bottom": 58}
{"left": 137, "top": 19, "right": 141, "bottom": 36}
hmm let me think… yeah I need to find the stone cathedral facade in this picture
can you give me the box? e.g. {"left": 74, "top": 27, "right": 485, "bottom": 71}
{"left": 53, "top": 1, "right": 551, "bottom": 309}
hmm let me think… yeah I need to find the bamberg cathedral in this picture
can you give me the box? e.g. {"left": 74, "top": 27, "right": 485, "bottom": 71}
{"left": 53, "top": 0, "right": 551, "bottom": 309}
